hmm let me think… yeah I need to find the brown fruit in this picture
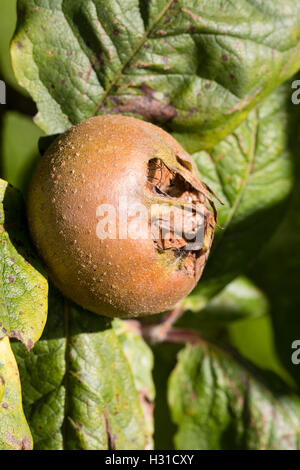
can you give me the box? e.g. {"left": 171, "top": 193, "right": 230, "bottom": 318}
{"left": 27, "top": 115, "right": 217, "bottom": 318}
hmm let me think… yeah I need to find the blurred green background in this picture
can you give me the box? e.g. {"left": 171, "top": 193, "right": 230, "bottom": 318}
{"left": 0, "top": 0, "right": 43, "bottom": 196}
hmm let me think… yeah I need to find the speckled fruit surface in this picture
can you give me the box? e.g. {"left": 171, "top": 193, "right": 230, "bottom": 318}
{"left": 27, "top": 115, "right": 216, "bottom": 318}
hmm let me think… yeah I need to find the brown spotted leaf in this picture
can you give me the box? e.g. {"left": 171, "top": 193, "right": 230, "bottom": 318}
{"left": 11, "top": 0, "right": 300, "bottom": 151}
{"left": 169, "top": 342, "right": 300, "bottom": 450}
{"left": 12, "top": 286, "right": 154, "bottom": 450}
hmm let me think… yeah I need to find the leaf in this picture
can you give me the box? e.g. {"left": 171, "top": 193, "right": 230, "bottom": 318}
{"left": 12, "top": 286, "right": 154, "bottom": 450}
{"left": 0, "top": 368, "right": 4, "bottom": 403}
{"left": 11, "top": 0, "right": 300, "bottom": 151}
{"left": 249, "top": 74, "right": 300, "bottom": 387}
{"left": 168, "top": 342, "right": 300, "bottom": 450}
{"left": 0, "top": 179, "right": 48, "bottom": 350}
{"left": 1, "top": 112, "right": 44, "bottom": 194}
{"left": 228, "top": 315, "right": 295, "bottom": 388}
{"left": 112, "top": 319, "right": 155, "bottom": 447}
{"left": 187, "top": 85, "right": 293, "bottom": 307}
{"left": 183, "top": 276, "right": 269, "bottom": 322}
{"left": 0, "top": 337, "right": 32, "bottom": 450}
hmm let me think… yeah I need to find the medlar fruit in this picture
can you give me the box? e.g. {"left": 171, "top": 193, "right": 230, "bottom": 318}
{"left": 28, "top": 115, "right": 218, "bottom": 318}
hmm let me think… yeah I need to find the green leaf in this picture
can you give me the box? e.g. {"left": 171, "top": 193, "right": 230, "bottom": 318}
{"left": 228, "top": 315, "right": 295, "bottom": 388}
{"left": 0, "top": 179, "right": 48, "bottom": 350}
{"left": 187, "top": 85, "right": 293, "bottom": 306}
{"left": 1, "top": 112, "right": 44, "bottom": 195}
{"left": 13, "top": 286, "right": 154, "bottom": 450}
{"left": 112, "top": 319, "right": 155, "bottom": 447}
{"left": 0, "top": 336, "right": 32, "bottom": 450}
{"left": 168, "top": 342, "right": 300, "bottom": 450}
{"left": 11, "top": 0, "right": 300, "bottom": 151}
{"left": 184, "top": 276, "right": 269, "bottom": 322}
{"left": 250, "top": 74, "right": 300, "bottom": 387}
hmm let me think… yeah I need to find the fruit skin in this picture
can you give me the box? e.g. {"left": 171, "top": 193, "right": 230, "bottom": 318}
{"left": 27, "top": 115, "right": 215, "bottom": 318}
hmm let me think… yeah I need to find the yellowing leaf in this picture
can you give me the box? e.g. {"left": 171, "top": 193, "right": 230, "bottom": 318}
{"left": 0, "top": 337, "right": 32, "bottom": 450}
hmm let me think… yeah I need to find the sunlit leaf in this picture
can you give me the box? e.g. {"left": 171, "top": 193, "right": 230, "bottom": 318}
{"left": 0, "top": 179, "right": 48, "bottom": 350}
{"left": 11, "top": 0, "right": 300, "bottom": 151}
{"left": 13, "top": 287, "right": 154, "bottom": 450}
{"left": 0, "top": 337, "right": 32, "bottom": 450}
